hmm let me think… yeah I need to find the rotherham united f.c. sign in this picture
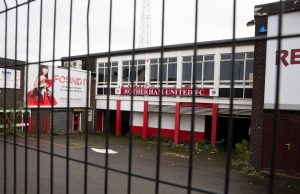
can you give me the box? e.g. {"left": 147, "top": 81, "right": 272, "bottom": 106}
{"left": 116, "top": 86, "right": 218, "bottom": 97}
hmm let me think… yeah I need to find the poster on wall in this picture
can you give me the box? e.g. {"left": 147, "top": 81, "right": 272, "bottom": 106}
{"left": 264, "top": 12, "right": 300, "bottom": 110}
{"left": 27, "top": 64, "right": 90, "bottom": 108}
{"left": 0, "top": 68, "right": 21, "bottom": 89}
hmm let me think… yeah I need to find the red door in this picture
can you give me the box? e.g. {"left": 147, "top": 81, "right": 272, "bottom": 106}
{"left": 290, "top": 117, "right": 300, "bottom": 176}
{"left": 74, "top": 112, "right": 80, "bottom": 131}
{"left": 262, "top": 113, "right": 300, "bottom": 176}
{"left": 97, "top": 111, "right": 103, "bottom": 131}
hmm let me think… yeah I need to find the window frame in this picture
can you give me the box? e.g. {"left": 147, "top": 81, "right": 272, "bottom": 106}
{"left": 181, "top": 54, "right": 215, "bottom": 86}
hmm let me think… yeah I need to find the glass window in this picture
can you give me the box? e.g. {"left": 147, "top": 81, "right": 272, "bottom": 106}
{"left": 137, "top": 64, "right": 145, "bottom": 82}
{"left": 111, "top": 66, "right": 118, "bottom": 82}
{"left": 203, "top": 61, "right": 214, "bottom": 80}
{"left": 234, "top": 61, "right": 244, "bottom": 80}
{"left": 168, "top": 63, "right": 177, "bottom": 81}
{"left": 162, "top": 64, "right": 167, "bottom": 81}
{"left": 122, "top": 62, "right": 130, "bottom": 83}
{"left": 183, "top": 56, "right": 192, "bottom": 62}
{"left": 195, "top": 62, "right": 202, "bottom": 81}
{"left": 245, "top": 59, "right": 254, "bottom": 80}
{"left": 98, "top": 62, "right": 117, "bottom": 85}
{"left": 182, "top": 62, "right": 192, "bottom": 81}
{"left": 98, "top": 67, "right": 104, "bottom": 82}
{"left": 150, "top": 57, "right": 177, "bottom": 85}
{"left": 221, "top": 54, "right": 231, "bottom": 60}
{"left": 150, "top": 64, "right": 158, "bottom": 81}
{"left": 235, "top": 53, "right": 246, "bottom": 60}
{"left": 204, "top": 55, "right": 214, "bottom": 61}
{"left": 220, "top": 61, "right": 231, "bottom": 80}
{"left": 182, "top": 55, "right": 214, "bottom": 84}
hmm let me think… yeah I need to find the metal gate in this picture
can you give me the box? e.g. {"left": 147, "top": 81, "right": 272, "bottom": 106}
{"left": 1, "top": 0, "right": 300, "bottom": 194}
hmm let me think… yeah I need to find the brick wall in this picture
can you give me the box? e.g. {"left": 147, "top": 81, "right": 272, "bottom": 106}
{"left": 249, "top": 16, "right": 267, "bottom": 169}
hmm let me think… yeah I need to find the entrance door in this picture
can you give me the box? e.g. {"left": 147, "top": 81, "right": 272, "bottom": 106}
{"left": 74, "top": 112, "right": 80, "bottom": 132}
{"left": 290, "top": 117, "right": 300, "bottom": 176}
{"left": 262, "top": 113, "right": 300, "bottom": 176}
{"left": 97, "top": 111, "right": 103, "bottom": 131}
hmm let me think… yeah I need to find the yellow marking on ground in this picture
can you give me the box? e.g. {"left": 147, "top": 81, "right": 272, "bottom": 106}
{"left": 26, "top": 137, "right": 83, "bottom": 149}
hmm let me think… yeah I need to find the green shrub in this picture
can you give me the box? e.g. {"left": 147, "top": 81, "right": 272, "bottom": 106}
{"left": 232, "top": 139, "right": 260, "bottom": 177}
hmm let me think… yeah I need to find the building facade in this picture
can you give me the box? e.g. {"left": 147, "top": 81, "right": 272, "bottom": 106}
{"left": 94, "top": 41, "right": 254, "bottom": 145}
{"left": 250, "top": 0, "right": 300, "bottom": 176}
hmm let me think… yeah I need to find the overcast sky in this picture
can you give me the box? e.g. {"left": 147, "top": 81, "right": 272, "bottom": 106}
{"left": 0, "top": 0, "right": 278, "bottom": 63}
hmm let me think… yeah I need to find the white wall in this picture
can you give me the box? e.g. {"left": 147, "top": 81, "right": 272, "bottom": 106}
{"left": 148, "top": 112, "right": 175, "bottom": 129}
{"left": 180, "top": 114, "right": 205, "bottom": 132}
{"left": 133, "top": 112, "right": 143, "bottom": 127}
{"left": 264, "top": 12, "right": 300, "bottom": 110}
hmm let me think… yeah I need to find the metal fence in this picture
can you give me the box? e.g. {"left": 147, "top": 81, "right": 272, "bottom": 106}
{"left": 0, "top": 0, "right": 299, "bottom": 194}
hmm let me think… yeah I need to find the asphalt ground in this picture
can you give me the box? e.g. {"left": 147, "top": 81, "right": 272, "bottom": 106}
{"left": 0, "top": 134, "right": 299, "bottom": 194}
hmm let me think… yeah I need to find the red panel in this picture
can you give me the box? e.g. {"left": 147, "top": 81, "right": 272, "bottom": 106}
{"left": 174, "top": 102, "right": 180, "bottom": 144}
{"left": 132, "top": 126, "right": 143, "bottom": 135}
{"left": 211, "top": 104, "right": 218, "bottom": 145}
{"left": 143, "top": 101, "right": 149, "bottom": 140}
{"left": 147, "top": 127, "right": 174, "bottom": 139}
{"left": 97, "top": 111, "right": 102, "bottom": 131}
{"left": 116, "top": 100, "right": 121, "bottom": 136}
{"left": 180, "top": 130, "right": 204, "bottom": 143}
{"left": 132, "top": 126, "right": 204, "bottom": 143}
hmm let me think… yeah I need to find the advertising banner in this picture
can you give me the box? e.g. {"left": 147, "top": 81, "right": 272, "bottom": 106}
{"left": 264, "top": 12, "right": 300, "bottom": 110}
{"left": 27, "top": 65, "right": 90, "bottom": 108}
{"left": 0, "top": 68, "right": 21, "bottom": 89}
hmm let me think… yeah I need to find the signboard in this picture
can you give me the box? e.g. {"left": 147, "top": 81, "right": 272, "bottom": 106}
{"left": 264, "top": 12, "right": 300, "bottom": 110}
{"left": 27, "top": 65, "right": 90, "bottom": 108}
{"left": 116, "top": 86, "right": 218, "bottom": 97}
{"left": 0, "top": 68, "right": 21, "bottom": 89}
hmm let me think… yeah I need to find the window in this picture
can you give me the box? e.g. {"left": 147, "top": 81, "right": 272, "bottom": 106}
{"left": 220, "top": 52, "right": 254, "bottom": 84}
{"left": 149, "top": 57, "right": 177, "bottom": 85}
{"left": 219, "top": 52, "right": 254, "bottom": 99}
{"left": 122, "top": 59, "right": 145, "bottom": 85}
{"left": 97, "top": 62, "right": 118, "bottom": 95}
{"left": 182, "top": 54, "right": 214, "bottom": 85}
{"left": 98, "top": 62, "right": 118, "bottom": 85}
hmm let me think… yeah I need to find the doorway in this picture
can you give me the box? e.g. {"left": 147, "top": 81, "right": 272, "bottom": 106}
{"left": 121, "top": 111, "right": 130, "bottom": 135}
{"left": 73, "top": 112, "right": 81, "bottom": 132}
{"left": 97, "top": 111, "right": 103, "bottom": 131}
{"left": 261, "top": 113, "right": 300, "bottom": 176}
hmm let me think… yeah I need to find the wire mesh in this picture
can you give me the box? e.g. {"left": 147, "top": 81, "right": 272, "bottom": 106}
{"left": 0, "top": 0, "right": 299, "bottom": 194}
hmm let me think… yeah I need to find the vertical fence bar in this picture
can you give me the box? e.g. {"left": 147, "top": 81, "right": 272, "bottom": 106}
{"left": 155, "top": 0, "right": 165, "bottom": 193}
{"left": 224, "top": 0, "right": 237, "bottom": 193}
{"left": 50, "top": 0, "right": 57, "bottom": 194}
{"left": 13, "top": 1, "right": 19, "bottom": 194}
{"left": 187, "top": 0, "right": 198, "bottom": 193}
{"left": 84, "top": 1, "right": 91, "bottom": 193}
{"left": 36, "top": 0, "right": 43, "bottom": 193}
{"left": 127, "top": 0, "right": 137, "bottom": 193}
{"left": 24, "top": 1, "right": 31, "bottom": 193}
{"left": 104, "top": 0, "right": 113, "bottom": 193}
{"left": 2, "top": 1, "right": 8, "bottom": 193}
{"left": 66, "top": 0, "right": 74, "bottom": 193}
{"left": 268, "top": 1, "right": 283, "bottom": 194}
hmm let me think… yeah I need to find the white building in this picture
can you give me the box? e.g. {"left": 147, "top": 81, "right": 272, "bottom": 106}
{"left": 95, "top": 40, "right": 254, "bottom": 144}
